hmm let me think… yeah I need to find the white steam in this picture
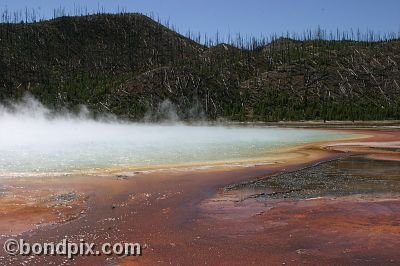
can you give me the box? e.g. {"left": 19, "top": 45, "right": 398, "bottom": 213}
{"left": 0, "top": 96, "right": 350, "bottom": 176}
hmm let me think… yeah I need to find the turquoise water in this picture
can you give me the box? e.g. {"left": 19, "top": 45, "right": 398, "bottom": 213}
{"left": 0, "top": 119, "right": 355, "bottom": 176}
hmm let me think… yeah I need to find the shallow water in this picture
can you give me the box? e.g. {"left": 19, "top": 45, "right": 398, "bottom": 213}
{"left": 228, "top": 156, "right": 400, "bottom": 200}
{"left": 0, "top": 118, "right": 356, "bottom": 176}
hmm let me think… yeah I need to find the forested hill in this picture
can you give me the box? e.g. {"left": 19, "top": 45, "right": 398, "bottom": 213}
{"left": 1, "top": 13, "right": 400, "bottom": 121}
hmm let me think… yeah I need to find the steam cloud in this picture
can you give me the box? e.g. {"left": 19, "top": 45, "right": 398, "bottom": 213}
{"left": 0, "top": 96, "right": 345, "bottom": 176}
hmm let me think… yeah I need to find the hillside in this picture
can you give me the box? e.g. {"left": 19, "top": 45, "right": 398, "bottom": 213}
{"left": 1, "top": 13, "right": 400, "bottom": 121}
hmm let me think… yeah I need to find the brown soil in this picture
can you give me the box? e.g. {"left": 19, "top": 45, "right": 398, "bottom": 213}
{"left": 0, "top": 128, "right": 398, "bottom": 265}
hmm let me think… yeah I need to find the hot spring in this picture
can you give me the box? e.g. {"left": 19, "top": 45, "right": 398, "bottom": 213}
{"left": 0, "top": 98, "right": 356, "bottom": 177}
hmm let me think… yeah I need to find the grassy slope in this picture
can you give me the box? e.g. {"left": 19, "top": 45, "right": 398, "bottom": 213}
{"left": 0, "top": 13, "right": 399, "bottom": 121}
